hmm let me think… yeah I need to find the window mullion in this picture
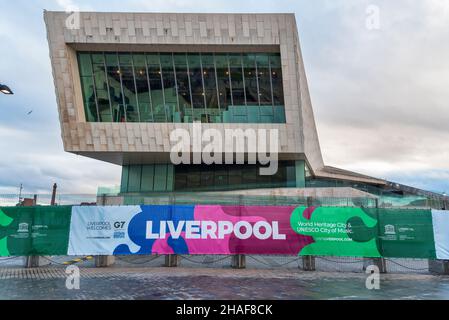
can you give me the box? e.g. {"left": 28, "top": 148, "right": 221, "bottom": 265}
{"left": 117, "top": 53, "right": 127, "bottom": 122}
{"left": 268, "top": 55, "right": 275, "bottom": 120}
{"left": 227, "top": 54, "right": 233, "bottom": 106}
{"left": 144, "top": 54, "right": 155, "bottom": 123}
{"left": 241, "top": 53, "right": 247, "bottom": 107}
{"left": 158, "top": 53, "right": 167, "bottom": 122}
{"left": 186, "top": 54, "right": 194, "bottom": 121}
{"left": 130, "top": 54, "right": 141, "bottom": 122}
{"left": 171, "top": 53, "right": 181, "bottom": 119}
{"left": 254, "top": 55, "right": 261, "bottom": 106}
{"left": 102, "top": 52, "right": 113, "bottom": 122}
{"left": 90, "top": 53, "right": 100, "bottom": 122}
{"left": 213, "top": 53, "right": 221, "bottom": 114}
{"left": 199, "top": 53, "right": 208, "bottom": 120}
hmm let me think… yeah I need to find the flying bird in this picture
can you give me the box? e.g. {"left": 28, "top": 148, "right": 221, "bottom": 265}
{"left": 27, "top": 110, "right": 33, "bottom": 115}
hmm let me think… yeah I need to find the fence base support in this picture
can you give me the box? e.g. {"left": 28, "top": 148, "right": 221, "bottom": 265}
{"left": 24, "top": 256, "right": 50, "bottom": 268}
{"left": 302, "top": 256, "right": 315, "bottom": 271}
{"left": 429, "top": 260, "right": 449, "bottom": 275}
{"left": 231, "top": 255, "right": 246, "bottom": 269}
{"left": 165, "top": 254, "right": 179, "bottom": 267}
{"left": 363, "top": 258, "right": 387, "bottom": 273}
{"left": 95, "top": 255, "right": 115, "bottom": 267}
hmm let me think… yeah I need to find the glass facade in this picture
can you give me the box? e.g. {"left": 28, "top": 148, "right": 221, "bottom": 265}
{"left": 121, "top": 164, "right": 175, "bottom": 193}
{"left": 174, "top": 162, "right": 297, "bottom": 192}
{"left": 120, "top": 161, "right": 303, "bottom": 193}
{"left": 78, "top": 52, "right": 286, "bottom": 124}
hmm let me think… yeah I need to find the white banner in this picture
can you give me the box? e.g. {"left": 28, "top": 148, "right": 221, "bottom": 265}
{"left": 68, "top": 206, "right": 141, "bottom": 255}
{"left": 432, "top": 210, "right": 449, "bottom": 260}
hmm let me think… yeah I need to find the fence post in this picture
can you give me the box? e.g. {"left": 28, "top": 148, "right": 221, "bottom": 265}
{"left": 364, "top": 198, "right": 387, "bottom": 273}
{"left": 24, "top": 195, "right": 50, "bottom": 268}
{"left": 94, "top": 195, "right": 115, "bottom": 267}
{"left": 163, "top": 194, "right": 179, "bottom": 268}
{"left": 165, "top": 255, "right": 179, "bottom": 267}
{"left": 231, "top": 195, "right": 246, "bottom": 269}
{"left": 302, "top": 255, "right": 316, "bottom": 271}
{"left": 231, "top": 254, "right": 246, "bottom": 269}
{"left": 95, "top": 255, "right": 115, "bottom": 267}
{"left": 302, "top": 196, "right": 316, "bottom": 271}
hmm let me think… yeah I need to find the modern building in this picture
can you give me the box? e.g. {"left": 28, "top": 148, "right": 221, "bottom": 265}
{"left": 44, "top": 11, "right": 448, "bottom": 208}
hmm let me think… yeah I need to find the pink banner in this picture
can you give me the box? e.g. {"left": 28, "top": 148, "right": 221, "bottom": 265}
{"left": 149, "top": 205, "right": 313, "bottom": 255}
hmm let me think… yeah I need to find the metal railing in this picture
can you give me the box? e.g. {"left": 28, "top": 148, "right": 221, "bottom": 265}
{"left": 1, "top": 192, "right": 446, "bottom": 209}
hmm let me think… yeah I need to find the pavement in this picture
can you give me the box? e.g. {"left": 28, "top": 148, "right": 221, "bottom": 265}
{"left": 1, "top": 263, "right": 449, "bottom": 300}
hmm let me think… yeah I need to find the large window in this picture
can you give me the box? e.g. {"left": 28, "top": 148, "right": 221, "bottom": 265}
{"left": 78, "top": 51, "right": 286, "bottom": 124}
{"left": 174, "top": 162, "right": 297, "bottom": 192}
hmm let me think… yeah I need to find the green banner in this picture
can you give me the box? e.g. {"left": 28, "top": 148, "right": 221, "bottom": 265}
{"left": 0, "top": 206, "right": 72, "bottom": 256}
{"left": 290, "top": 206, "right": 381, "bottom": 257}
{"left": 363, "top": 208, "right": 436, "bottom": 259}
{"left": 290, "top": 206, "right": 436, "bottom": 258}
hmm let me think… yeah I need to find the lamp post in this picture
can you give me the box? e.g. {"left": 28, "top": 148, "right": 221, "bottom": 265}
{"left": 0, "top": 84, "right": 13, "bottom": 95}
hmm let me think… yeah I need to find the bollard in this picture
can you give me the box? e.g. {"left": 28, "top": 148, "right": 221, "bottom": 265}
{"left": 374, "top": 258, "right": 387, "bottom": 273}
{"left": 165, "top": 254, "right": 179, "bottom": 267}
{"left": 302, "top": 255, "right": 315, "bottom": 271}
{"left": 95, "top": 255, "right": 115, "bottom": 267}
{"left": 231, "top": 254, "right": 246, "bottom": 269}
{"left": 364, "top": 257, "right": 387, "bottom": 273}
{"left": 25, "top": 256, "right": 50, "bottom": 268}
{"left": 429, "top": 259, "right": 449, "bottom": 275}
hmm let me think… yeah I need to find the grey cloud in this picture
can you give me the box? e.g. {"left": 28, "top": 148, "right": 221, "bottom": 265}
{"left": 0, "top": 0, "right": 448, "bottom": 195}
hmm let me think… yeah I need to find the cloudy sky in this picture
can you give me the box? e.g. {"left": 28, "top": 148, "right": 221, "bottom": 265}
{"left": 0, "top": 0, "right": 448, "bottom": 196}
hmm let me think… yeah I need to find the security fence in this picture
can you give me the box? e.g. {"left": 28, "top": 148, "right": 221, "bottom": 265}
{"left": 0, "top": 255, "right": 434, "bottom": 275}
{"left": 0, "top": 192, "right": 448, "bottom": 275}
{"left": 1, "top": 192, "right": 447, "bottom": 209}
{"left": 103, "top": 192, "right": 447, "bottom": 209}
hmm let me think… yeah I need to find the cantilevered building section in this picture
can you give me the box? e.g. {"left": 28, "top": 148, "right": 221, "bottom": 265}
{"left": 44, "top": 11, "right": 448, "bottom": 206}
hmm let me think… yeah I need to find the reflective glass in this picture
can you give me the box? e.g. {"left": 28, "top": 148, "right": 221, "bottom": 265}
{"left": 173, "top": 161, "right": 296, "bottom": 191}
{"left": 215, "top": 54, "right": 232, "bottom": 114}
{"left": 78, "top": 51, "right": 285, "bottom": 124}
{"left": 146, "top": 54, "right": 166, "bottom": 122}
{"left": 173, "top": 53, "right": 193, "bottom": 123}
{"left": 118, "top": 54, "right": 139, "bottom": 122}
{"left": 228, "top": 54, "right": 245, "bottom": 106}
{"left": 80, "top": 75, "right": 98, "bottom": 122}
{"left": 242, "top": 54, "right": 259, "bottom": 106}
{"left": 78, "top": 53, "right": 98, "bottom": 122}
{"left": 256, "top": 54, "right": 272, "bottom": 106}
{"left": 133, "top": 54, "right": 153, "bottom": 122}
{"left": 187, "top": 54, "right": 205, "bottom": 122}
{"left": 105, "top": 53, "right": 124, "bottom": 122}
{"left": 92, "top": 53, "right": 112, "bottom": 122}
{"left": 270, "top": 54, "right": 284, "bottom": 106}
{"left": 160, "top": 53, "right": 178, "bottom": 122}
{"left": 201, "top": 54, "right": 220, "bottom": 123}
{"left": 78, "top": 53, "right": 93, "bottom": 76}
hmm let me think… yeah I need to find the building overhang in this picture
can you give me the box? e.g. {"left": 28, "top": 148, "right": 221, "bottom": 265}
{"left": 71, "top": 151, "right": 308, "bottom": 166}
{"left": 44, "top": 11, "right": 326, "bottom": 173}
